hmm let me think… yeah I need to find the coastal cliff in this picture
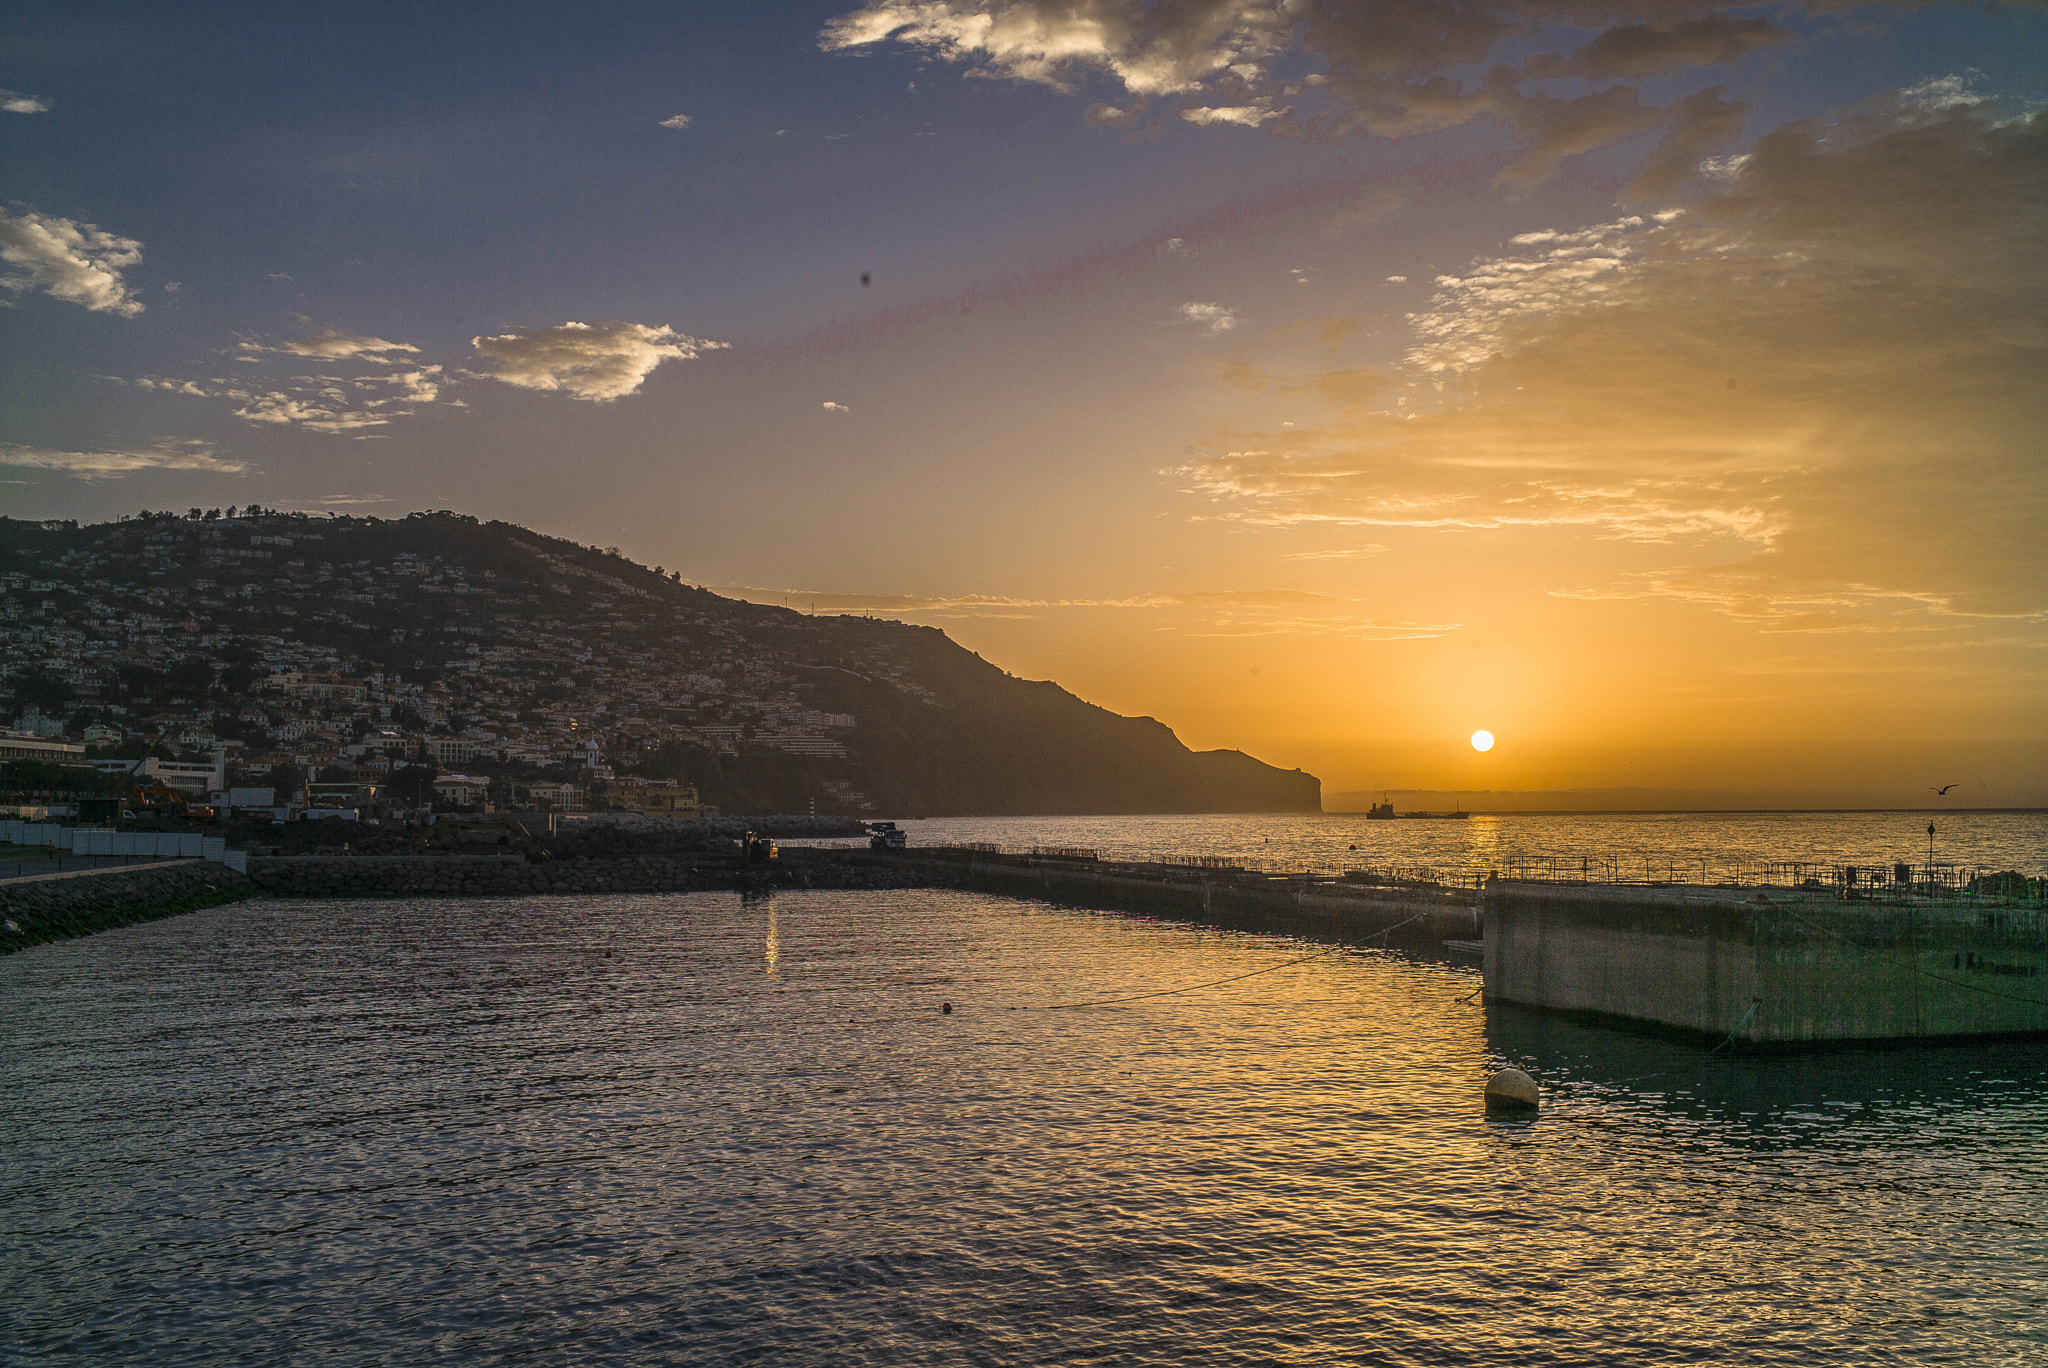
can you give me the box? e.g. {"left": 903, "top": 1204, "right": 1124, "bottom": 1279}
{"left": 0, "top": 512, "right": 1321, "bottom": 816}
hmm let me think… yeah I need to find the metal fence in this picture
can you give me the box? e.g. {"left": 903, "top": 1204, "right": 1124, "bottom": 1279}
{"left": 902, "top": 841, "right": 2045, "bottom": 907}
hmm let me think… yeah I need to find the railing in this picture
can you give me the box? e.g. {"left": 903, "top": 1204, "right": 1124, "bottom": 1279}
{"left": 883, "top": 840, "right": 2045, "bottom": 907}
{"left": 1483, "top": 854, "right": 2045, "bottom": 905}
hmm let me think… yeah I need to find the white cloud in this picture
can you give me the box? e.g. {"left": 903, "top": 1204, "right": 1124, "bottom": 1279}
{"left": 822, "top": 400, "right": 851, "bottom": 412}
{"left": 137, "top": 360, "right": 445, "bottom": 436}
{"left": 1901, "top": 74, "right": 1984, "bottom": 113}
{"left": 0, "top": 441, "right": 247, "bottom": 479}
{"left": 0, "top": 89, "right": 50, "bottom": 114}
{"left": 659, "top": 113, "right": 694, "bottom": 129}
{"left": 1179, "top": 301, "right": 1236, "bottom": 334}
{"left": 470, "top": 320, "right": 727, "bottom": 401}
{"left": 239, "top": 325, "right": 421, "bottom": 362}
{"left": 0, "top": 208, "right": 144, "bottom": 316}
{"left": 1180, "top": 104, "right": 1280, "bottom": 127}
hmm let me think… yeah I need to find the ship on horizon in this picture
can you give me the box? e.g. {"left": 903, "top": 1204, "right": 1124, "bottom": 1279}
{"left": 1364, "top": 794, "right": 1471, "bottom": 820}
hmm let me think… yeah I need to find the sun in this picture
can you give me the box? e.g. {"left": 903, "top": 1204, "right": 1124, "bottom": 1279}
{"left": 1470, "top": 730, "right": 1495, "bottom": 752}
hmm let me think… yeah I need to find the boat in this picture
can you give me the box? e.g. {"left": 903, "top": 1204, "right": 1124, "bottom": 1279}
{"left": 1364, "top": 794, "right": 1469, "bottom": 820}
{"left": 868, "top": 821, "right": 908, "bottom": 850}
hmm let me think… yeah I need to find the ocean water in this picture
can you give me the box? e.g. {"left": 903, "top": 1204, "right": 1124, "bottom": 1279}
{"left": 5, "top": 888, "right": 2045, "bottom": 1366}
{"left": 882, "top": 809, "right": 2048, "bottom": 879}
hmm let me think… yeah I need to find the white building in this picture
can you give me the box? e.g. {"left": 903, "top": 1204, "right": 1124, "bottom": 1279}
{"left": 138, "top": 752, "right": 226, "bottom": 795}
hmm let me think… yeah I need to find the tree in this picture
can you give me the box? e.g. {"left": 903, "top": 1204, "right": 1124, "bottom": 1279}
{"left": 263, "top": 763, "right": 305, "bottom": 800}
{"left": 387, "top": 764, "right": 439, "bottom": 807}
{"left": 9, "top": 668, "right": 72, "bottom": 715}
{"left": 165, "top": 658, "right": 214, "bottom": 699}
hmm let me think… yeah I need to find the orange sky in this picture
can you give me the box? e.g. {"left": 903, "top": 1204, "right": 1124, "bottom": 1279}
{"left": 5, "top": 3, "right": 2042, "bottom": 807}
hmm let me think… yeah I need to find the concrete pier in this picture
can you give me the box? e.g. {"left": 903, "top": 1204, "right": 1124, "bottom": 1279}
{"left": 1482, "top": 881, "right": 2047, "bottom": 1044}
{"left": 864, "top": 849, "right": 1483, "bottom": 954}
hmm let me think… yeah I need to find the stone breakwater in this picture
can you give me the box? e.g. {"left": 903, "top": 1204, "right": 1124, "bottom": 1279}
{"left": 244, "top": 851, "right": 950, "bottom": 899}
{"left": 1, "top": 861, "right": 256, "bottom": 954}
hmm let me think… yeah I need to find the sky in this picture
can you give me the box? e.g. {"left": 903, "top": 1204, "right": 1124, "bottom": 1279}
{"left": 2, "top": 0, "right": 2043, "bottom": 808}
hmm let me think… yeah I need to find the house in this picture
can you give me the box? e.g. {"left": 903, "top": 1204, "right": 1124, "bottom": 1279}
{"left": 613, "top": 782, "right": 705, "bottom": 819}
{"left": 432, "top": 773, "right": 491, "bottom": 808}
{"left": 516, "top": 781, "right": 584, "bottom": 811}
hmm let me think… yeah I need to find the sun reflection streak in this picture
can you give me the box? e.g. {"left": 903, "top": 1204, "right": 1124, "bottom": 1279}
{"left": 764, "top": 900, "right": 780, "bottom": 976}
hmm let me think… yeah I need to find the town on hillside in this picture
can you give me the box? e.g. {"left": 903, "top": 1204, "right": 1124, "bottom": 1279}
{"left": 0, "top": 508, "right": 888, "bottom": 824}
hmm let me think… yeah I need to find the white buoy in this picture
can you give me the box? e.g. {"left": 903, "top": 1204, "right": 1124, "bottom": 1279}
{"left": 1485, "top": 1067, "right": 1540, "bottom": 1112}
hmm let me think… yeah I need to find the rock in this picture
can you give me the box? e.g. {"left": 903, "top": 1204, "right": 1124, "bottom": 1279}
{"left": 1485, "top": 1067, "right": 1540, "bottom": 1112}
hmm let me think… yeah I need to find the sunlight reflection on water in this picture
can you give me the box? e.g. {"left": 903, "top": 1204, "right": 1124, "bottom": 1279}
{"left": 4, "top": 890, "right": 2044, "bottom": 1365}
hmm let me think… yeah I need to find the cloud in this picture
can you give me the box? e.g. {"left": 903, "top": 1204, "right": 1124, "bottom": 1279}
{"left": 1179, "top": 300, "right": 1236, "bottom": 333}
{"left": 0, "top": 208, "right": 144, "bottom": 315}
{"left": 240, "top": 325, "right": 421, "bottom": 362}
{"left": 821, "top": 1, "right": 1835, "bottom": 186}
{"left": 1521, "top": 16, "right": 1795, "bottom": 81}
{"left": 1178, "top": 96, "right": 2048, "bottom": 630}
{"left": 659, "top": 113, "right": 694, "bottom": 129}
{"left": 1, "top": 89, "right": 50, "bottom": 114}
{"left": 0, "top": 441, "right": 247, "bottom": 479}
{"left": 1181, "top": 103, "right": 1281, "bottom": 127}
{"left": 311, "top": 493, "right": 393, "bottom": 506}
{"left": 1285, "top": 545, "right": 1389, "bottom": 560}
{"left": 137, "top": 362, "right": 445, "bottom": 435}
{"left": 822, "top": 400, "right": 851, "bottom": 412}
{"left": 470, "top": 320, "right": 727, "bottom": 401}
{"left": 1621, "top": 86, "right": 1751, "bottom": 199}
{"left": 719, "top": 584, "right": 1366, "bottom": 623}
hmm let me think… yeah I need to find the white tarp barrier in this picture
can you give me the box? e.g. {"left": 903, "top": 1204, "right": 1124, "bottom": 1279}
{"left": 223, "top": 849, "right": 248, "bottom": 873}
{"left": 177, "top": 833, "right": 202, "bottom": 857}
{"left": 2, "top": 820, "right": 21, "bottom": 844}
{"left": 71, "top": 830, "right": 90, "bottom": 855}
{"left": 87, "top": 829, "right": 113, "bottom": 856}
{"left": 201, "top": 838, "right": 226, "bottom": 863}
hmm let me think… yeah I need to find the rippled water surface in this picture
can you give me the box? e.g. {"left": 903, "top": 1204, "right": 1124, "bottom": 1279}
{"left": 6, "top": 890, "right": 2046, "bottom": 1365}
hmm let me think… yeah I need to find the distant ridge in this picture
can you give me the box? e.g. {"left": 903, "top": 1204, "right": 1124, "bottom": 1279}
{"left": 0, "top": 511, "right": 1321, "bottom": 817}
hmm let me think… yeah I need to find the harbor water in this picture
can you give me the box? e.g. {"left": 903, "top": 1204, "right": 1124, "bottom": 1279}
{"left": 5, "top": 883, "right": 2045, "bottom": 1365}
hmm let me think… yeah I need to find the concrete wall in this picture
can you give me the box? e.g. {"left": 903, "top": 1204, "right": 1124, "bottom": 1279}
{"left": 900, "top": 854, "right": 1480, "bottom": 954}
{"left": 1483, "top": 882, "right": 2048, "bottom": 1043}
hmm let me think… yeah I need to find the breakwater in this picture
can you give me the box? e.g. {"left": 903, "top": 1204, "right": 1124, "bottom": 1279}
{"left": 242, "top": 849, "right": 942, "bottom": 898}
{"left": 0, "top": 860, "right": 256, "bottom": 954}
{"left": 1483, "top": 880, "right": 2048, "bottom": 1043}
{"left": 857, "top": 849, "right": 1483, "bottom": 954}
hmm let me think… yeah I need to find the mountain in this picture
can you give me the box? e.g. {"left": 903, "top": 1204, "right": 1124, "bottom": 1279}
{"left": 0, "top": 510, "right": 1321, "bottom": 816}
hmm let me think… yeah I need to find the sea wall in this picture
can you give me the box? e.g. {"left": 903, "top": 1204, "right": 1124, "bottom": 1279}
{"left": 1, "top": 860, "right": 255, "bottom": 954}
{"left": 1483, "top": 881, "right": 2048, "bottom": 1043}
{"left": 878, "top": 853, "right": 1481, "bottom": 954}
{"left": 243, "top": 851, "right": 941, "bottom": 898}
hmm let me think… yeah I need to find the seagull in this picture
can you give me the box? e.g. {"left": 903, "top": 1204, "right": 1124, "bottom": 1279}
{"left": 1932, "top": 784, "right": 1958, "bottom": 796}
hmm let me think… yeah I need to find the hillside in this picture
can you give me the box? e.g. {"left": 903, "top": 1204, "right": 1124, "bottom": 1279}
{"left": 0, "top": 510, "right": 1321, "bottom": 816}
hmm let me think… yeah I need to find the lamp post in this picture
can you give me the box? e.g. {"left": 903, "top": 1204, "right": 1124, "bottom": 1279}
{"left": 1927, "top": 822, "right": 1936, "bottom": 874}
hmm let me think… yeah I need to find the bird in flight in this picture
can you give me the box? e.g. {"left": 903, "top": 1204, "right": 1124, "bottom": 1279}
{"left": 1932, "top": 784, "right": 1958, "bottom": 795}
